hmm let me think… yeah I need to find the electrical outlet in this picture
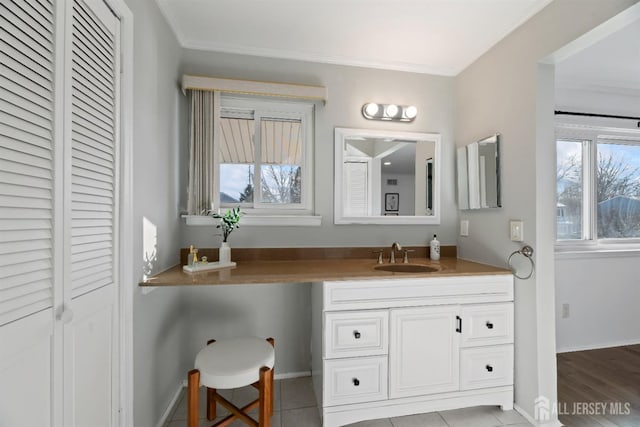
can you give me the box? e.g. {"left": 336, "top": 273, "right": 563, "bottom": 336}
{"left": 562, "top": 303, "right": 570, "bottom": 319}
{"left": 510, "top": 220, "right": 524, "bottom": 242}
{"left": 460, "top": 220, "right": 469, "bottom": 237}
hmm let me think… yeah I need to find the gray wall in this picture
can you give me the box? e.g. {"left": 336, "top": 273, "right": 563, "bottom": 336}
{"left": 455, "top": 0, "right": 638, "bottom": 421}
{"left": 179, "top": 50, "right": 458, "bottom": 249}
{"left": 555, "top": 253, "right": 640, "bottom": 352}
{"left": 556, "top": 87, "right": 640, "bottom": 116}
{"left": 183, "top": 283, "right": 313, "bottom": 375}
{"left": 125, "top": 0, "right": 188, "bottom": 425}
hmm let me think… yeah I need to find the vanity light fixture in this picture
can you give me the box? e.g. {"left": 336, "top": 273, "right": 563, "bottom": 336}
{"left": 362, "top": 102, "right": 417, "bottom": 122}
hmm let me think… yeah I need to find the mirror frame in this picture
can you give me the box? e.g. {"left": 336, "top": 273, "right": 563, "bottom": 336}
{"left": 334, "top": 127, "right": 441, "bottom": 225}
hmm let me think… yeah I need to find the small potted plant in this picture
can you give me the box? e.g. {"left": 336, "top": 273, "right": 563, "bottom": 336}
{"left": 211, "top": 207, "right": 241, "bottom": 263}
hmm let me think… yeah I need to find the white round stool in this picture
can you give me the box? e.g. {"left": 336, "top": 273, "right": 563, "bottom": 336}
{"left": 187, "top": 337, "right": 275, "bottom": 427}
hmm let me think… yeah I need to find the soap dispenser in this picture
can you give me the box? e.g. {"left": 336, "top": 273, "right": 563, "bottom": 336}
{"left": 430, "top": 234, "right": 440, "bottom": 261}
{"left": 187, "top": 245, "right": 195, "bottom": 266}
{"left": 188, "top": 245, "right": 198, "bottom": 266}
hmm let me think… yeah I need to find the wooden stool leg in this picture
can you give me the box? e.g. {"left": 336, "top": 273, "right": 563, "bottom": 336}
{"left": 266, "top": 338, "right": 275, "bottom": 416}
{"left": 207, "top": 387, "right": 217, "bottom": 420}
{"left": 259, "top": 366, "right": 272, "bottom": 427}
{"left": 187, "top": 369, "right": 200, "bottom": 427}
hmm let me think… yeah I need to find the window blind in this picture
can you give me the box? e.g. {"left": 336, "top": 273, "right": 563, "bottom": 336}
{"left": 0, "top": 0, "right": 55, "bottom": 325}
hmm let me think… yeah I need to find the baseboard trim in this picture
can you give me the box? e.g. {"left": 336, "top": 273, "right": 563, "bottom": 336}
{"left": 156, "top": 382, "right": 184, "bottom": 427}
{"left": 556, "top": 339, "right": 640, "bottom": 353}
{"left": 274, "top": 370, "right": 311, "bottom": 380}
{"left": 514, "top": 403, "right": 563, "bottom": 427}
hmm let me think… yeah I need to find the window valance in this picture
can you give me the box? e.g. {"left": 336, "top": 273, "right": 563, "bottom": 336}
{"left": 181, "top": 75, "right": 327, "bottom": 103}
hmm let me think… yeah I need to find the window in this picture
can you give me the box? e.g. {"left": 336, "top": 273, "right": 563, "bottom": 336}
{"left": 218, "top": 97, "right": 313, "bottom": 213}
{"left": 556, "top": 124, "right": 640, "bottom": 244}
{"left": 556, "top": 139, "right": 585, "bottom": 240}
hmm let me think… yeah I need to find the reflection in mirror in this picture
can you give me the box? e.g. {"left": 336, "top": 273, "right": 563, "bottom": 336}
{"left": 335, "top": 128, "right": 441, "bottom": 225}
{"left": 457, "top": 134, "right": 501, "bottom": 209}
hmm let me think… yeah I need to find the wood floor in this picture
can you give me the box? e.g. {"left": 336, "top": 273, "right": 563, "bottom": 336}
{"left": 557, "top": 345, "right": 640, "bottom": 427}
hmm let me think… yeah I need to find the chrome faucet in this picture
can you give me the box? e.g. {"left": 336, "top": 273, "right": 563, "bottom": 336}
{"left": 390, "top": 242, "right": 402, "bottom": 263}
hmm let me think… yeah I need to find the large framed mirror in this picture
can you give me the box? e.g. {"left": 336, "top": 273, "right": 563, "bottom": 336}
{"left": 457, "top": 134, "right": 501, "bottom": 209}
{"left": 334, "top": 127, "right": 441, "bottom": 224}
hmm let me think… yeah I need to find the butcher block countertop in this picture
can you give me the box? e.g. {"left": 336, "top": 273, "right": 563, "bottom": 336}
{"left": 140, "top": 246, "right": 510, "bottom": 287}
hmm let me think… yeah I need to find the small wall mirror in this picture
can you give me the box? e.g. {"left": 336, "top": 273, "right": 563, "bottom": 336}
{"left": 335, "top": 127, "right": 441, "bottom": 224}
{"left": 457, "top": 134, "right": 501, "bottom": 209}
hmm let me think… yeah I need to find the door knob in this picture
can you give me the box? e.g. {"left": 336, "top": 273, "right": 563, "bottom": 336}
{"left": 56, "top": 306, "right": 74, "bottom": 324}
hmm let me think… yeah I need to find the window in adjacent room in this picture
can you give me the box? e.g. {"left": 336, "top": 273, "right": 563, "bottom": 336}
{"left": 218, "top": 97, "right": 314, "bottom": 214}
{"left": 556, "top": 123, "right": 640, "bottom": 245}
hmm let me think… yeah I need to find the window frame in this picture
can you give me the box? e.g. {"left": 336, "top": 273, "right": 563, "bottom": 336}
{"left": 555, "top": 122, "right": 640, "bottom": 252}
{"left": 216, "top": 95, "right": 314, "bottom": 215}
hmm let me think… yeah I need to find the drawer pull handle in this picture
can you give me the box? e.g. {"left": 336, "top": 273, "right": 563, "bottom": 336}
{"left": 456, "top": 316, "right": 462, "bottom": 333}
{"left": 352, "top": 378, "right": 360, "bottom": 386}
{"left": 486, "top": 364, "right": 493, "bottom": 372}
{"left": 353, "top": 331, "right": 361, "bottom": 339}
{"left": 486, "top": 321, "right": 494, "bottom": 329}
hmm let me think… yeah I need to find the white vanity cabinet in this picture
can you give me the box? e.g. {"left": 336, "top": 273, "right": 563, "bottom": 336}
{"left": 311, "top": 274, "right": 514, "bottom": 427}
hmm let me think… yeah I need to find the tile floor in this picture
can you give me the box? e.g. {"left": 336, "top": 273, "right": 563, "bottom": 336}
{"left": 165, "top": 376, "right": 533, "bottom": 427}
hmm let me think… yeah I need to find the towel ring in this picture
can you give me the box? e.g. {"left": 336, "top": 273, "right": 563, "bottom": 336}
{"left": 508, "top": 245, "right": 535, "bottom": 280}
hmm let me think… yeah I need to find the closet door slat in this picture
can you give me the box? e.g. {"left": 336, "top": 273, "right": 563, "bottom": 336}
{"left": 0, "top": 0, "right": 54, "bottom": 325}
{"left": 70, "top": 0, "right": 117, "bottom": 299}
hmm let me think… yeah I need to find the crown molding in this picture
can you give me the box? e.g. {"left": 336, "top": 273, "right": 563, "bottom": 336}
{"left": 181, "top": 39, "right": 459, "bottom": 76}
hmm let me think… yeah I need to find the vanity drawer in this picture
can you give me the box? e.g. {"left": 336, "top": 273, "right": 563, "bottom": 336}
{"left": 324, "top": 310, "right": 388, "bottom": 359}
{"left": 460, "top": 344, "right": 513, "bottom": 391}
{"left": 324, "top": 356, "right": 388, "bottom": 406}
{"left": 323, "top": 275, "right": 514, "bottom": 311}
{"left": 460, "top": 303, "right": 513, "bottom": 347}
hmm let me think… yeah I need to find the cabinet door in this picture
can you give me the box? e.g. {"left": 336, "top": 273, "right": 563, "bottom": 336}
{"left": 389, "top": 305, "right": 460, "bottom": 398}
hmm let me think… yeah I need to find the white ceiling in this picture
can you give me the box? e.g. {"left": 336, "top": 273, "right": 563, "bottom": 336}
{"left": 555, "top": 19, "right": 640, "bottom": 94}
{"left": 157, "top": 0, "right": 553, "bottom": 75}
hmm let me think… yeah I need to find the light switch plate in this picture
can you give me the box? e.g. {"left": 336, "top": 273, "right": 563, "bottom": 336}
{"left": 460, "top": 220, "right": 469, "bottom": 237}
{"left": 510, "top": 220, "right": 524, "bottom": 242}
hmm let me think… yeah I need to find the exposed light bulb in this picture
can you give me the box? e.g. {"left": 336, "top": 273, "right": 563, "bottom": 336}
{"left": 364, "top": 103, "right": 379, "bottom": 117}
{"left": 383, "top": 161, "right": 392, "bottom": 166}
{"left": 404, "top": 105, "right": 417, "bottom": 119}
{"left": 385, "top": 104, "right": 398, "bottom": 118}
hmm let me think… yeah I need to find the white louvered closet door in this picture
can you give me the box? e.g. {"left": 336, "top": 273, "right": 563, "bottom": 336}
{"left": 0, "top": 0, "right": 121, "bottom": 425}
{"left": 0, "top": 0, "right": 57, "bottom": 425}
{"left": 64, "top": 0, "right": 120, "bottom": 426}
